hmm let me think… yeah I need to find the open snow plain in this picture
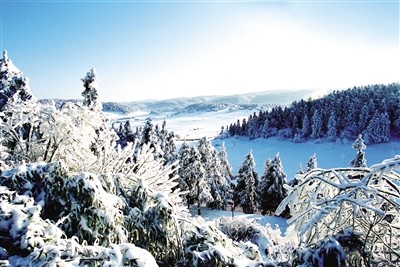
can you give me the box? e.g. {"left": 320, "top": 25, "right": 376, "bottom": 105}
{"left": 108, "top": 108, "right": 400, "bottom": 180}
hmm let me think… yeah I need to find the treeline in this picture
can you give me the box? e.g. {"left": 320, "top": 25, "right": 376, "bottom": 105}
{"left": 223, "top": 83, "right": 400, "bottom": 144}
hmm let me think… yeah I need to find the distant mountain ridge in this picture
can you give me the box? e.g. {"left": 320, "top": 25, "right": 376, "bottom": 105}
{"left": 39, "top": 89, "right": 325, "bottom": 114}
{"left": 103, "top": 89, "right": 320, "bottom": 114}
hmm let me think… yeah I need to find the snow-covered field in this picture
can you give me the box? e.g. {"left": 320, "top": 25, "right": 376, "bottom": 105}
{"left": 108, "top": 109, "right": 400, "bottom": 180}
{"left": 189, "top": 207, "right": 288, "bottom": 233}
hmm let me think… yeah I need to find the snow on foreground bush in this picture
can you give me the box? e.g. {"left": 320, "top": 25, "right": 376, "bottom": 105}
{"left": 0, "top": 153, "right": 272, "bottom": 266}
{"left": 0, "top": 186, "right": 158, "bottom": 266}
{"left": 277, "top": 155, "right": 400, "bottom": 266}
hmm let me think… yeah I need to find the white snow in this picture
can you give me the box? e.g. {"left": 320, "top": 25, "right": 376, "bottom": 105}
{"left": 107, "top": 109, "right": 400, "bottom": 180}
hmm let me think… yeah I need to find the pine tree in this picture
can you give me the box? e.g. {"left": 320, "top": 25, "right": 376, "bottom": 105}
{"left": 365, "top": 111, "right": 390, "bottom": 144}
{"left": 177, "top": 141, "right": 192, "bottom": 202}
{"left": 306, "top": 153, "right": 318, "bottom": 172}
{"left": 258, "top": 153, "right": 288, "bottom": 215}
{"left": 159, "top": 120, "right": 177, "bottom": 165}
{"left": 327, "top": 111, "right": 337, "bottom": 141}
{"left": 216, "top": 142, "right": 234, "bottom": 210}
{"left": 141, "top": 118, "right": 163, "bottom": 159}
{"left": 234, "top": 151, "right": 258, "bottom": 214}
{"left": 0, "top": 50, "right": 34, "bottom": 111}
{"left": 311, "top": 109, "right": 324, "bottom": 139}
{"left": 81, "top": 68, "right": 101, "bottom": 111}
{"left": 197, "top": 137, "right": 230, "bottom": 210}
{"left": 178, "top": 144, "right": 211, "bottom": 214}
{"left": 301, "top": 114, "right": 311, "bottom": 139}
{"left": 350, "top": 134, "right": 367, "bottom": 168}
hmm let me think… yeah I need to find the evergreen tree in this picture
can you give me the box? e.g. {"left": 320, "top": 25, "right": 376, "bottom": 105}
{"left": 301, "top": 114, "right": 311, "bottom": 139}
{"left": 0, "top": 50, "right": 34, "bottom": 111}
{"left": 178, "top": 144, "right": 211, "bottom": 214}
{"left": 177, "top": 141, "right": 192, "bottom": 205}
{"left": 141, "top": 118, "right": 163, "bottom": 159}
{"left": 159, "top": 120, "right": 177, "bottom": 165}
{"left": 327, "top": 111, "right": 337, "bottom": 141}
{"left": 311, "top": 109, "right": 324, "bottom": 139}
{"left": 365, "top": 111, "right": 390, "bottom": 144}
{"left": 216, "top": 142, "right": 234, "bottom": 210}
{"left": 350, "top": 134, "right": 367, "bottom": 168}
{"left": 258, "top": 153, "right": 288, "bottom": 216}
{"left": 198, "top": 137, "right": 231, "bottom": 210}
{"left": 234, "top": 151, "right": 258, "bottom": 214}
{"left": 306, "top": 153, "right": 318, "bottom": 172}
{"left": 81, "top": 68, "right": 101, "bottom": 111}
{"left": 358, "top": 103, "right": 372, "bottom": 132}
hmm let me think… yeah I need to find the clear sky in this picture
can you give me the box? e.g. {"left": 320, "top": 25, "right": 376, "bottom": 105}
{"left": 1, "top": 0, "right": 399, "bottom": 102}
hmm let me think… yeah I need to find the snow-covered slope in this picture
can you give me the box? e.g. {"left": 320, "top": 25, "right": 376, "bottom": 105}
{"left": 107, "top": 108, "right": 400, "bottom": 180}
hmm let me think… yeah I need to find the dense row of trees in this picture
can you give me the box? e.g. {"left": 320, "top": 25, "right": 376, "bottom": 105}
{"left": 223, "top": 83, "right": 400, "bottom": 144}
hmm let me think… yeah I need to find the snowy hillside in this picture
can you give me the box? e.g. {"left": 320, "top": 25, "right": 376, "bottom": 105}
{"left": 107, "top": 109, "right": 400, "bottom": 179}
{"left": 101, "top": 88, "right": 319, "bottom": 114}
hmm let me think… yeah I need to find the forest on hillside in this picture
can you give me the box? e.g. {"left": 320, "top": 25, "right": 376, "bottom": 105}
{"left": 223, "top": 83, "right": 400, "bottom": 144}
{"left": 1, "top": 51, "right": 400, "bottom": 267}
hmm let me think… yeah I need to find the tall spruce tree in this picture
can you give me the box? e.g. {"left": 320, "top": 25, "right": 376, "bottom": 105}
{"left": 258, "top": 153, "right": 288, "bottom": 215}
{"left": 81, "top": 68, "right": 101, "bottom": 111}
{"left": 197, "top": 137, "right": 231, "bottom": 210}
{"left": 306, "top": 153, "right": 318, "bottom": 172}
{"left": 0, "top": 51, "right": 34, "bottom": 111}
{"left": 350, "top": 134, "right": 367, "bottom": 168}
{"left": 216, "top": 142, "right": 234, "bottom": 210}
{"left": 234, "top": 151, "right": 258, "bottom": 214}
{"left": 365, "top": 111, "right": 390, "bottom": 144}
{"left": 178, "top": 144, "right": 212, "bottom": 214}
{"left": 327, "top": 111, "right": 337, "bottom": 141}
{"left": 311, "top": 109, "right": 324, "bottom": 139}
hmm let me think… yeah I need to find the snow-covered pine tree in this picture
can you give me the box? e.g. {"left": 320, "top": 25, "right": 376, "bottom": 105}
{"left": 350, "top": 134, "right": 367, "bottom": 168}
{"left": 217, "top": 142, "right": 234, "bottom": 209}
{"left": 179, "top": 145, "right": 212, "bottom": 215}
{"left": 234, "top": 151, "right": 258, "bottom": 214}
{"left": 197, "top": 137, "right": 230, "bottom": 210}
{"left": 159, "top": 120, "right": 178, "bottom": 165}
{"left": 0, "top": 51, "right": 34, "bottom": 111}
{"left": 306, "top": 153, "right": 318, "bottom": 173}
{"left": 365, "top": 111, "right": 390, "bottom": 144}
{"left": 115, "top": 120, "right": 138, "bottom": 148}
{"left": 81, "top": 68, "right": 101, "bottom": 111}
{"left": 327, "top": 111, "right": 337, "bottom": 141}
{"left": 177, "top": 141, "right": 192, "bottom": 203}
{"left": 301, "top": 113, "right": 311, "bottom": 139}
{"left": 311, "top": 109, "right": 324, "bottom": 139}
{"left": 140, "top": 118, "right": 163, "bottom": 160}
{"left": 258, "top": 153, "right": 288, "bottom": 216}
{"left": 358, "top": 103, "right": 372, "bottom": 132}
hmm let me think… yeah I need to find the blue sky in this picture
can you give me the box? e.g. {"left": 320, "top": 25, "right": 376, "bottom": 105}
{"left": 1, "top": 0, "right": 399, "bottom": 102}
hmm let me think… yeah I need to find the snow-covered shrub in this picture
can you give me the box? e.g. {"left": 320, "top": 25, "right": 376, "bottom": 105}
{"left": 0, "top": 186, "right": 65, "bottom": 257}
{"left": 218, "top": 217, "right": 262, "bottom": 244}
{"left": 276, "top": 156, "right": 400, "bottom": 266}
{"left": 291, "top": 236, "right": 346, "bottom": 267}
{"left": 217, "top": 217, "right": 297, "bottom": 265}
{"left": 58, "top": 172, "right": 127, "bottom": 247}
{"left": 182, "top": 216, "right": 265, "bottom": 266}
{"left": 125, "top": 177, "right": 184, "bottom": 266}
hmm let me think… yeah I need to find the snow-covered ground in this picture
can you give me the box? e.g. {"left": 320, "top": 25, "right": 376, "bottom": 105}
{"left": 215, "top": 136, "right": 400, "bottom": 180}
{"left": 107, "top": 109, "right": 400, "bottom": 180}
{"left": 189, "top": 207, "right": 288, "bottom": 233}
{"left": 108, "top": 108, "right": 258, "bottom": 140}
